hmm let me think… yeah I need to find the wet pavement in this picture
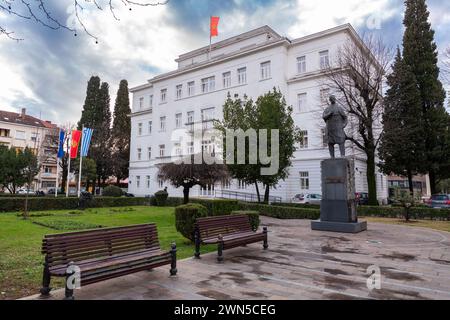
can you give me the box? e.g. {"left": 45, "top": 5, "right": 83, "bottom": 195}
{"left": 23, "top": 217, "right": 450, "bottom": 300}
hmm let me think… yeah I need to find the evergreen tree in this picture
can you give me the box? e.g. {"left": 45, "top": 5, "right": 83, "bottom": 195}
{"left": 78, "top": 76, "right": 112, "bottom": 190}
{"left": 402, "top": 0, "right": 448, "bottom": 193}
{"left": 379, "top": 49, "right": 426, "bottom": 195}
{"left": 111, "top": 80, "right": 131, "bottom": 185}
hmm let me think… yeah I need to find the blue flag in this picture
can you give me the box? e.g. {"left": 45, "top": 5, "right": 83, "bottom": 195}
{"left": 80, "top": 128, "right": 94, "bottom": 157}
{"left": 57, "top": 130, "right": 65, "bottom": 159}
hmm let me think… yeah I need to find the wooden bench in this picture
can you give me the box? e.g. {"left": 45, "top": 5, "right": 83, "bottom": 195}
{"left": 40, "top": 223, "right": 177, "bottom": 300}
{"left": 194, "top": 214, "right": 268, "bottom": 261}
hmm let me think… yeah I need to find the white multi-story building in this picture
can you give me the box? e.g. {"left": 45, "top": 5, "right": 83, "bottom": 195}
{"left": 128, "top": 24, "right": 388, "bottom": 202}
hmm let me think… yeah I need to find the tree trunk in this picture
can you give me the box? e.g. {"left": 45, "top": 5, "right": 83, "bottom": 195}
{"left": 183, "top": 186, "right": 190, "bottom": 204}
{"left": 429, "top": 168, "right": 437, "bottom": 195}
{"left": 255, "top": 182, "right": 261, "bottom": 203}
{"left": 263, "top": 184, "right": 270, "bottom": 204}
{"left": 407, "top": 169, "right": 414, "bottom": 196}
{"left": 366, "top": 152, "right": 378, "bottom": 206}
{"left": 92, "top": 178, "right": 97, "bottom": 196}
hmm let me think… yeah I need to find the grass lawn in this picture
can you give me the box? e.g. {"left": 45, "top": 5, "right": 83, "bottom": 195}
{"left": 361, "top": 216, "right": 450, "bottom": 233}
{"left": 0, "top": 206, "right": 212, "bottom": 300}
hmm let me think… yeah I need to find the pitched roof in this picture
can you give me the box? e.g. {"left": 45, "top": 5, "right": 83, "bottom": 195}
{"left": 0, "top": 109, "right": 48, "bottom": 128}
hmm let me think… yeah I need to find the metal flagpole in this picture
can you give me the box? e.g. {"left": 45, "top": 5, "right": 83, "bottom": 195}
{"left": 66, "top": 131, "right": 71, "bottom": 198}
{"left": 209, "top": 16, "right": 212, "bottom": 60}
{"left": 77, "top": 126, "right": 84, "bottom": 198}
{"left": 55, "top": 157, "right": 59, "bottom": 197}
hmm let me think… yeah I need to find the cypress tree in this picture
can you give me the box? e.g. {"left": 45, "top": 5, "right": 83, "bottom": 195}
{"left": 402, "top": 0, "right": 447, "bottom": 193}
{"left": 78, "top": 76, "right": 101, "bottom": 129}
{"left": 379, "top": 49, "right": 426, "bottom": 195}
{"left": 111, "top": 80, "right": 131, "bottom": 185}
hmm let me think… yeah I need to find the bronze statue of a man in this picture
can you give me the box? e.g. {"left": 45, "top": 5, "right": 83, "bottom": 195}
{"left": 323, "top": 95, "right": 348, "bottom": 158}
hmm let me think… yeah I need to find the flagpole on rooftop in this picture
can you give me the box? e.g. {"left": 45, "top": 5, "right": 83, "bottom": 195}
{"left": 77, "top": 126, "right": 84, "bottom": 198}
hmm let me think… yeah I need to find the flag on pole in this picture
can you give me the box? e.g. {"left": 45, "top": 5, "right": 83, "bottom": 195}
{"left": 70, "top": 130, "right": 82, "bottom": 159}
{"left": 210, "top": 16, "right": 219, "bottom": 37}
{"left": 57, "top": 130, "right": 65, "bottom": 159}
{"left": 80, "top": 127, "right": 94, "bottom": 157}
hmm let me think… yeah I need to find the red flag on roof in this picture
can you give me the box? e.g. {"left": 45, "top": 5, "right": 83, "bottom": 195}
{"left": 210, "top": 16, "right": 219, "bottom": 37}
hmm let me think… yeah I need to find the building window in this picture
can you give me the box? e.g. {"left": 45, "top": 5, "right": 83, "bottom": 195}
{"left": 176, "top": 84, "right": 182, "bottom": 99}
{"left": 299, "top": 130, "right": 308, "bottom": 149}
{"left": 187, "top": 111, "right": 194, "bottom": 124}
{"left": 148, "top": 147, "right": 152, "bottom": 159}
{"left": 320, "top": 88, "right": 330, "bottom": 104}
{"left": 237, "top": 67, "right": 247, "bottom": 85}
{"left": 15, "top": 130, "right": 25, "bottom": 140}
{"left": 322, "top": 128, "right": 328, "bottom": 147}
{"left": 136, "top": 176, "right": 141, "bottom": 188}
{"left": 148, "top": 121, "right": 152, "bottom": 134}
{"left": 260, "top": 61, "right": 271, "bottom": 80}
{"left": 300, "top": 172, "right": 309, "bottom": 190}
{"left": 44, "top": 166, "right": 52, "bottom": 173}
{"left": 0, "top": 129, "right": 10, "bottom": 137}
{"left": 297, "top": 56, "right": 306, "bottom": 74}
{"left": 319, "top": 50, "right": 330, "bottom": 69}
{"left": 297, "top": 93, "right": 307, "bottom": 113}
{"left": 201, "top": 76, "right": 215, "bottom": 93}
{"left": 137, "top": 148, "right": 142, "bottom": 160}
{"left": 160, "top": 116, "right": 166, "bottom": 132}
{"left": 158, "top": 177, "right": 164, "bottom": 189}
{"left": 202, "top": 139, "right": 215, "bottom": 156}
{"left": 188, "top": 81, "right": 195, "bottom": 96}
{"left": 200, "top": 184, "right": 215, "bottom": 196}
{"left": 201, "top": 107, "right": 215, "bottom": 122}
{"left": 139, "top": 97, "right": 144, "bottom": 109}
{"left": 149, "top": 95, "right": 153, "bottom": 108}
{"left": 146, "top": 175, "right": 151, "bottom": 188}
{"left": 187, "top": 141, "right": 194, "bottom": 154}
{"left": 223, "top": 71, "right": 231, "bottom": 88}
{"left": 160, "top": 89, "right": 167, "bottom": 103}
{"left": 138, "top": 123, "right": 143, "bottom": 135}
{"left": 159, "top": 144, "right": 165, "bottom": 157}
{"left": 175, "top": 113, "right": 182, "bottom": 128}
{"left": 31, "top": 132, "right": 38, "bottom": 142}
{"left": 222, "top": 180, "right": 231, "bottom": 190}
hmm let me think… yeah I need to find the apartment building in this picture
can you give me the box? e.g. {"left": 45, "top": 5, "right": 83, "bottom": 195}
{"left": 128, "top": 24, "right": 389, "bottom": 202}
{"left": 0, "top": 108, "right": 59, "bottom": 192}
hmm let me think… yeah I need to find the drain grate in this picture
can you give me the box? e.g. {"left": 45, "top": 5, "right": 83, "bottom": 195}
{"left": 366, "top": 240, "right": 382, "bottom": 244}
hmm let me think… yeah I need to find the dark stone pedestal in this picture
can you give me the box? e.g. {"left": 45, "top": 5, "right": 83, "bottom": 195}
{"left": 311, "top": 158, "right": 367, "bottom": 233}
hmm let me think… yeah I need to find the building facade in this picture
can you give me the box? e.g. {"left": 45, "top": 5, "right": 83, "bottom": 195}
{"left": 0, "top": 108, "right": 59, "bottom": 192}
{"left": 128, "top": 24, "right": 389, "bottom": 202}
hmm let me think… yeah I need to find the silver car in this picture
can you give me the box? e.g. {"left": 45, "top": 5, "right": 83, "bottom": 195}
{"left": 292, "top": 193, "right": 322, "bottom": 205}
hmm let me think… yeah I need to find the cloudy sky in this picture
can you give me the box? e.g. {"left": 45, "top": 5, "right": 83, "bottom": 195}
{"left": 0, "top": 0, "right": 449, "bottom": 124}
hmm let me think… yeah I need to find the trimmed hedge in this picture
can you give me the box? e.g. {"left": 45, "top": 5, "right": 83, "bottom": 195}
{"left": 358, "top": 205, "right": 450, "bottom": 220}
{"left": 240, "top": 202, "right": 320, "bottom": 220}
{"left": 272, "top": 202, "right": 320, "bottom": 210}
{"left": 231, "top": 210, "right": 260, "bottom": 231}
{"left": 158, "top": 197, "right": 240, "bottom": 216}
{"left": 102, "top": 186, "right": 123, "bottom": 197}
{"left": 154, "top": 190, "right": 169, "bottom": 206}
{"left": 174, "top": 203, "right": 208, "bottom": 241}
{"left": 0, "top": 196, "right": 151, "bottom": 212}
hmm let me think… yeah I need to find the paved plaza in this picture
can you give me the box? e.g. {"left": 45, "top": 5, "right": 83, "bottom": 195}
{"left": 24, "top": 217, "right": 450, "bottom": 300}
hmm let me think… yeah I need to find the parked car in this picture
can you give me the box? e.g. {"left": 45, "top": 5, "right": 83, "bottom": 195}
{"left": 426, "top": 194, "right": 450, "bottom": 209}
{"left": 355, "top": 192, "right": 369, "bottom": 206}
{"left": 123, "top": 192, "right": 135, "bottom": 197}
{"left": 46, "top": 188, "right": 64, "bottom": 195}
{"left": 292, "top": 193, "right": 322, "bottom": 205}
{"left": 17, "top": 188, "right": 34, "bottom": 195}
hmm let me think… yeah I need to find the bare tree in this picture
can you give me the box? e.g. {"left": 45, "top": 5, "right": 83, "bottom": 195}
{"left": 322, "top": 34, "right": 392, "bottom": 205}
{"left": 158, "top": 154, "right": 230, "bottom": 204}
{"left": 442, "top": 47, "right": 450, "bottom": 86}
{"left": 0, "top": 0, "right": 169, "bottom": 41}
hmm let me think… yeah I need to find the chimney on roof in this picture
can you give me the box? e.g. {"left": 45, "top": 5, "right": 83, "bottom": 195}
{"left": 21, "top": 108, "right": 26, "bottom": 117}
{"left": 45, "top": 120, "right": 51, "bottom": 124}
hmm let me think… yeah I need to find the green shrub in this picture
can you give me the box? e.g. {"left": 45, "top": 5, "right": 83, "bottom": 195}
{"left": 102, "top": 186, "right": 123, "bottom": 197}
{"left": 190, "top": 198, "right": 240, "bottom": 216}
{"left": 32, "top": 219, "right": 104, "bottom": 231}
{"left": 273, "top": 202, "right": 321, "bottom": 210}
{"left": 231, "top": 210, "right": 260, "bottom": 231}
{"left": 356, "top": 205, "right": 450, "bottom": 220}
{"left": 174, "top": 203, "right": 208, "bottom": 241}
{"left": 239, "top": 202, "right": 320, "bottom": 220}
{"left": 154, "top": 190, "right": 169, "bottom": 206}
{"left": 0, "top": 197, "right": 150, "bottom": 212}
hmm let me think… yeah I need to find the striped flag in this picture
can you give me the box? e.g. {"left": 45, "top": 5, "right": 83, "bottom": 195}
{"left": 80, "top": 127, "right": 94, "bottom": 157}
